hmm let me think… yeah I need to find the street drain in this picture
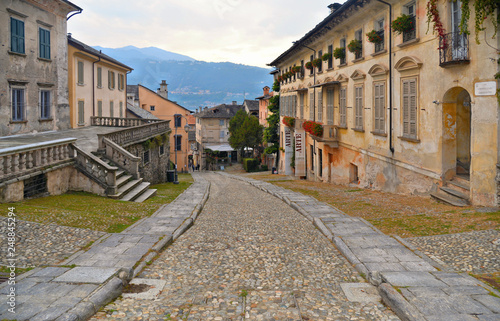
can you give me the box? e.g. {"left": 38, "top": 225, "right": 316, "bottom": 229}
{"left": 188, "top": 241, "right": 229, "bottom": 251}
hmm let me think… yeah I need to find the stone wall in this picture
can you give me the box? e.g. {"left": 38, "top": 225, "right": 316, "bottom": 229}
{"left": 126, "top": 142, "right": 170, "bottom": 185}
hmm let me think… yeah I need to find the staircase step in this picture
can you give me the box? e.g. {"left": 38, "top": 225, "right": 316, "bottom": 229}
{"left": 116, "top": 170, "right": 125, "bottom": 179}
{"left": 108, "top": 178, "right": 143, "bottom": 199}
{"left": 431, "top": 190, "right": 469, "bottom": 207}
{"left": 133, "top": 189, "right": 157, "bottom": 203}
{"left": 121, "top": 182, "right": 151, "bottom": 202}
{"left": 447, "top": 179, "right": 470, "bottom": 195}
{"left": 116, "top": 174, "right": 132, "bottom": 188}
{"left": 440, "top": 186, "right": 469, "bottom": 201}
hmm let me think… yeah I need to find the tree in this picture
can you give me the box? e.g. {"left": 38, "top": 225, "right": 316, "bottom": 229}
{"left": 229, "top": 110, "right": 263, "bottom": 156}
{"left": 264, "top": 80, "right": 280, "bottom": 155}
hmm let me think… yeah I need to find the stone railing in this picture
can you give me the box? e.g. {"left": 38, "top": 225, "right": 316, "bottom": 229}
{"left": 91, "top": 116, "right": 162, "bottom": 127}
{"left": 101, "top": 138, "right": 141, "bottom": 179}
{"left": 313, "top": 124, "right": 339, "bottom": 148}
{"left": 0, "top": 138, "right": 76, "bottom": 182}
{"left": 98, "top": 120, "right": 170, "bottom": 148}
{"left": 68, "top": 144, "right": 118, "bottom": 195}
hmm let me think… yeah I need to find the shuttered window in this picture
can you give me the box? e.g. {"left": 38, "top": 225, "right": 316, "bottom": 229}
{"left": 317, "top": 90, "right": 323, "bottom": 122}
{"left": 97, "top": 101, "right": 102, "bottom": 117}
{"left": 339, "top": 87, "right": 347, "bottom": 127}
{"left": 119, "top": 101, "right": 123, "bottom": 118}
{"left": 78, "top": 100, "right": 84, "bottom": 125}
{"left": 373, "top": 82, "right": 385, "bottom": 133}
{"left": 326, "top": 88, "right": 334, "bottom": 125}
{"left": 11, "top": 88, "right": 25, "bottom": 121}
{"left": 77, "top": 61, "right": 84, "bottom": 85}
{"left": 402, "top": 78, "right": 417, "bottom": 138}
{"left": 108, "top": 71, "right": 115, "bottom": 89}
{"left": 309, "top": 93, "right": 314, "bottom": 120}
{"left": 10, "top": 18, "right": 25, "bottom": 54}
{"left": 40, "top": 90, "right": 51, "bottom": 119}
{"left": 355, "top": 86, "right": 363, "bottom": 130}
{"left": 292, "top": 95, "right": 297, "bottom": 118}
{"left": 97, "top": 67, "right": 102, "bottom": 88}
{"left": 39, "top": 28, "right": 50, "bottom": 59}
{"left": 299, "top": 93, "right": 304, "bottom": 119}
{"left": 110, "top": 101, "right": 114, "bottom": 117}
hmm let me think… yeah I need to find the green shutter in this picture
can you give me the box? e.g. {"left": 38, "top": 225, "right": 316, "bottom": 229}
{"left": 78, "top": 101, "right": 84, "bottom": 124}
{"left": 98, "top": 101, "right": 102, "bottom": 117}
{"left": 110, "top": 101, "right": 114, "bottom": 117}
{"left": 97, "top": 68, "right": 102, "bottom": 87}
{"left": 39, "top": 28, "right": 50, "bottom": 59}
{"left": 119, "top": 101, "right": 123, "bottom": 118}
{"left": 11, "top": 18, "right": 25, "bottom": 54}
{"left": 318, "top": 90, "right": 323, "bottom": 122}
{"left": 78, "top": 61, "right": 84, "bottom": 84}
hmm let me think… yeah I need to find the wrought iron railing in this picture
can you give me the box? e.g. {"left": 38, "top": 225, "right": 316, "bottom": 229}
{"left": 375, "top": 30, "right": 385, "bottom": 53}
{"left": 402, "top": 15, "right": 416, "bottom": 43}
{"left": 439, "top": 32, "right": 469, "bottom": 66}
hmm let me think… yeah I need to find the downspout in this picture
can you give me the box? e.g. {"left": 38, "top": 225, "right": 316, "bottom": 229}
{"left": 376, "top": 0, "right": 395, "bottom": 154}
{"left": 92, "top": 52, "right": 102, "bottom": 117}
{"left": 67, "top": 9, "right": 82, "bottom": 21}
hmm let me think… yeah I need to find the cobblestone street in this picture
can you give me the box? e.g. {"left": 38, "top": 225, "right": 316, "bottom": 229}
{"left": 91, "top": 173, "right": 399, "bottom": 320}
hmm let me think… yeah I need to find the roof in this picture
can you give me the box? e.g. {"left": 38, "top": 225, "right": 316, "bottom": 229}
{"left": 126, "top": 103, "right": 159, "bottom": 120}
{"left": 243, "top": 100, "right": 259, "bottom": 111}
{"left": 127, "top": 85, "right": 139, "bottom": 99}
{"left": 268, "top": 0, "right": 359, "bottom": 66}
{"left": 138, "top": 85, "right": 192, "bottom": 114}
{"left": 68, "top": 36, "right": 133, "bottom": 71}
{"left": 194, "top": 104, "right": 243, "bottom": 119}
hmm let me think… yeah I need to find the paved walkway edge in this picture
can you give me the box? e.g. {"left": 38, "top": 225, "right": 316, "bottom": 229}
{"left": 220, "top": 172, "right": 500, "bottom": 321}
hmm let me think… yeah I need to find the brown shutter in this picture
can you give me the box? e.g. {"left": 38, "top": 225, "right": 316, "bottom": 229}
{"left": 409, "top": 80, "right": 417, "bottom": 137}
{"left": 402, "top": 80, "right": 410, "bottom": 136}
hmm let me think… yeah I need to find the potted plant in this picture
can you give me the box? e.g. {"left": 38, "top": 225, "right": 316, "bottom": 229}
{"left": 391, "top": 14, "right": 414, "bottom": 35}
{"left": 366, "top": 29, "right": 383, "bottom": 43}
{"left": 333, "top": 47, "right": 345, "bottom": 60}
{"left": 321, "top": 53, "right": 332, "bottom": 61}
{"left": 303, "top": 120, "right": 324, "bottom": 137}
{"left": 347, "top": 39, "right": 362, "bottom": 55}
{"left": 305, "top": 61, "right": 314, "bottom": 70}
{"left": 282, "top": 116, "right": 295, "bottom": 127}
{"left": 312, "top": 58, "right": 323, "bottom": 67}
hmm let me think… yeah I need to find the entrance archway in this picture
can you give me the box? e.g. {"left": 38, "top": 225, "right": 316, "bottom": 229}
{"left": 442, "top": 87, "right": 471, "bottom": 180}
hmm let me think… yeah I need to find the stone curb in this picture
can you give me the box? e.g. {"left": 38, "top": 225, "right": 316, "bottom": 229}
{"left": 313, "top": 218, "right": 333, "bottom": 240}
{"left": 378, "top": 283, "right": 425, "bottom": 321}
{"left": 393, "top": 235, "right": 451, "bottom": 272}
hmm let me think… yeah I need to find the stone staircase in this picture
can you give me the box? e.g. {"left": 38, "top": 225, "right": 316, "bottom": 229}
{"left": 431, "top": 174, "right": 470, "bottom": 206}
{"left": 96, "top": 154, "right": 157, "bottom": 203}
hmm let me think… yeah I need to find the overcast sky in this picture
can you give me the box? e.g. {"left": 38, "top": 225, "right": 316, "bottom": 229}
{"left": 68, "top": 0, "right": 339, "bottom": 68}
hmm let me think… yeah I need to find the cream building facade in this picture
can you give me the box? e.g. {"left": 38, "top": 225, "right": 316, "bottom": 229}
{"left": 270, "top": 1, "right": 499, "bottom": 206}
{"left": 0, "top": 0, "right": 81, "bottom": 136}
{"left": 68, "top": 36, "right": 132, "bottom": 128}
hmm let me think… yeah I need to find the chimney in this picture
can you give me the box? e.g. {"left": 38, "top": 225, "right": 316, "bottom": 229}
{"left": 157, "top": 80, "right": 168, "bottom": 99}
{"left": 328, "top": 3, "right": 341, "bottom": 13}
{"left": 232, "top": 101, "right": 237, "bottom": 105}
{"left": 204, "top": 107, "right": 208, "bottom": 111}
{"left": 263, "top": 86, "right": 270, "bottom": 96}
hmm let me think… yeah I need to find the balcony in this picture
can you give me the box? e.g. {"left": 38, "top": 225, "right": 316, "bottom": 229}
{"left": 313, "top": 125, "right": 339, "bottom": 148}
{"left": 402, "top": 15, "right": 416, "bottom": 43}
{"left": 439, "top": 32, "right": 470, "bottom": 67}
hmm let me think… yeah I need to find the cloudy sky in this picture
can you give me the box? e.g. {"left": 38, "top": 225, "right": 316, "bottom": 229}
{"left": 68, "top": 0, "right": 339, "bottom": 68}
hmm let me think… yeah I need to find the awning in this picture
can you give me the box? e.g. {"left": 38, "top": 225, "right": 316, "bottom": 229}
{"left": 204, "top": 144, "right": 234, "bottom": 152}
{"left": 309, "top": 81, "right": 340, "bottom": 88}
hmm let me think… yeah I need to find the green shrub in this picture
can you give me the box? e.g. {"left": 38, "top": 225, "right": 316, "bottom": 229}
{"left": 261, "top": 165, "right": 268, "bottom": 171}
{"left": 243, "top": 158, "right": 259, "bottom": 172}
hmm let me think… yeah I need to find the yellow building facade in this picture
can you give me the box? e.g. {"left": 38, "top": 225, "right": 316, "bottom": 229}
{"left": 270, "top": 1, "right": 499, "bottom": 206}
{"left": 68, "top": 36, "right": 132, "bottom": 128}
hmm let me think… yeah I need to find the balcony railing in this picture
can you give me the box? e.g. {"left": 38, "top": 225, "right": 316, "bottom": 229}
{"left": 402, "top": 15, "right": 416, "bottom": 43}
{"left": 439, "top": 32, "right": 470, "bottom": 67}
{"left": 91, "top": 116, "right": 162, "bottom": 127}
{"left": 375, "top": 30, "right": 385, "bottom": 53}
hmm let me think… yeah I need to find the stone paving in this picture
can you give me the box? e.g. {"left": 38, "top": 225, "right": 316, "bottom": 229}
{"left": 0, "top": 173, "right": 209, "bottom": 321}
{"left": 406, "top": 229, "right": 500, "bottom": 274}
{"left": 0, "top": 219, "right": 106, "bottom": 268}
{"left": 91, "top": 173, "right": 399, "bottom": 321}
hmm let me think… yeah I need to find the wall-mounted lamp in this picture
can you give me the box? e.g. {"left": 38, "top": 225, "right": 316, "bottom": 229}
{"left": 433, "top": 100, "right": 441, "bottom": 105}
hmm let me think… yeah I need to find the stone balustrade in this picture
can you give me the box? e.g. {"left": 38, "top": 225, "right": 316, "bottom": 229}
{"left": 68, "top": 144, "right": 119, "bottom": 195}
{"left": 91, "top": 116, "right": 162, "bottom": 127}
{"left": 101, "top": 138, "right": 141, "bottom": 179}
{"left": 0, "top": 138, "right": 76, "bottom": 182}
{"left": 98, "top": 120, "right": 170, "bottom": 148}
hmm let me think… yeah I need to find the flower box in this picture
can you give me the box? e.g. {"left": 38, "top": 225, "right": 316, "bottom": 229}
{"left": 303, "top": 120, "right": 323, "bottom": 137}
{"left": 282, "top": 116, "right": 295, "bottom": 128}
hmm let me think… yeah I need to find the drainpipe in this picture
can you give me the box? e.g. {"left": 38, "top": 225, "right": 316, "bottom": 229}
{"left": 376, "top": 0, "right": 395, "bottom": 154}
{"left": 67, "top": 9, "right": 82, "bottom": 21}
{"left": 92, "top": 52, "right": 102, "bottom": 118}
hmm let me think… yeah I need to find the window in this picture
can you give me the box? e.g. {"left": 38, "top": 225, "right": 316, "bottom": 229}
{"left": 403, "top": 2, "right": 417, "bottom": 42}
{"left": 110, "top": 101, "right": 114, "bottom": 117}
{"left": 373, "top": 82, "right": 386, "bottom": 133}
{"left": 118, "top": 74, "right": 125, "bottom": 91}
{"left": 143, "top": 150, "right": 150, "bottom": 164}
{"left": 150, "top": 105, "right": 155, "bottom": 111}
{"left": 40, "top": 90, "right": 51, "bottom": 119}
{"left": 119, "top": 101, "right": 123, "bottom": 118}
{"left": 402, "top": 78, "right": 417, "bottom": 138}
{"left": 355, "top": 29, "right": 363, "bottom": 59}
{"left": 309, "top": 93, "right": 314, "bottom": 120}
{"left": 159, "top": 144, "right": 165, "bottom": 156}
{"left": 318, "top": 50, "right": 323, "bottom": 72}
{"left": 375, "top": 19, "right": 385, "bottom": 53}
{"left": 317, "top": 90, "right": 323, "bottom": 122}
{"left": 310, "top": 145, "right": 314, "bottom": 172}
{"left": 300, "top": 60, "right": 304, "bottom": 78}
{"left": 175, "top": 116, "right": 182, "bottom": 127}
{"left": 220, "top": 130, "right": 225, "bottom": 138}
{"left": 354, "top": 86, "right": 363, "bottom": 130}
{"left": 326, "top": 88, "right": 334, "bottom": 125}
{"left": 175, "top": 135, "right": 182, "bottom": 151}
{"left": 11, "top": 88, "right": 25, "bottom": 121}
{"left": 339, "top": 87, "right": 347, "bottom": 127}
{"left": 327, "top": 45, "right": 333, "bottom": 69}
{"left": 77, "top": 61, "right": 84, "bottom": 85}
{"left": 299, "top": 93, "right": 304, "bottom": 119}
{"left": 340, "top": 39, "right": 346, "bottom": 65}
{"left": 97, "top": 100, "right": 102, "bottom": 117}
{"left": 310, "top": 55, "right": 314, "bottom": 75}
{"left": 219, "top": 119, "right": 224, "bottom": 126}
{"left": 39, "top": 28, "right": 50, "bottom": 59}
{"left": 78, "top": 100, "right": 84, "bottom": 125}
{"left": 97, "top": 67, "right": 102, "bottom": 88}
{"left": 108, "top": 71, "right": 115, "bottom": 89}
{"left": 10, "top": 17, "right": 25, "bottom": 54}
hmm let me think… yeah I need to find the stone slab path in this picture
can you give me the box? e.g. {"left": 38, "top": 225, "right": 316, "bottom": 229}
{"left": 90, "top": 172, "right": 398, "bottom": 321}
{"left": 0, "top": 173, "right": 209, "bottom": 321}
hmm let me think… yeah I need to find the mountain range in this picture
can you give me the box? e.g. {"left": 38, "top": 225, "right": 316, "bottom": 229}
{"left": 93, "top": 45, "right": 274, "bottom": 111}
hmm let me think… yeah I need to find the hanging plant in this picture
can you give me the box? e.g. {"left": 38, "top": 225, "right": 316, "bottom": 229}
{"left": 347, "top": 39, "right": 363, "bottom": 55}
{"left": 333, "top": 47, "right": 345, "bottom": 59}
{"left": 305, "top": 61, "right": 314, "bottom": 70}
{"left": 321, "top": 53, "right": 332, "bottom": 61}
{"left": 303, "top": 120, "right": 323, "bottom": 137}
{"left": 282, "top": 116, "right": 295, "bottom": 128}
{"left": 426, "top": 0, "right": 447, "bottom": 49}
{"left": 366, "top": 30, "right": 383, "bottom": 43}
{"left": 312, "top": 58, "right": 323, "bottom": 67}
{"left": 392, "top": 14, "right": 415, "bottom": 35}
{"left": 277, "top": 75, "right": 283, "bottom": 82}
{"left": 292, "top": 66, "right": 302, "bottom": 73}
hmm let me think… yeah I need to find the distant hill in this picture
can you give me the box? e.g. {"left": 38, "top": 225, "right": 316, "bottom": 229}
{"left": 93, "top": 46, "right": 273, "bottom": 110}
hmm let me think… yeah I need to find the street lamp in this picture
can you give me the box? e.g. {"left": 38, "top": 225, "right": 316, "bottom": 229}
{"left": 173, "top": 113, "right": 190, "bottom": 184}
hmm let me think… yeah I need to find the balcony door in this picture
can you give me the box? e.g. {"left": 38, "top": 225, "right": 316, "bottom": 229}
{"left": 451, "top": 0, "right": 467, "bottom": 60}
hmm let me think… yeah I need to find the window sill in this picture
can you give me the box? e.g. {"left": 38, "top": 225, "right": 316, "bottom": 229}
{"left": 338, "top": 63, "right": 347, "bottom": 68}
{"left": 37, "top": 57, "right": 52, "bottom": 62}
{"left": 352, "top": 57, "right": 365, "bottom": 63}
{"left": 337, "top": 125, "right": 348, "bottom": 130}
{"left": 8, "top": 51, "right": 26, "bottom": 57}
{"left": 39, "top": 118, "right": 53, "bottom": 122}
{"left": 371, "top": 131, "right": 387, "bottom": 137}
{"left": 77, "top": 83, "right": 85, "bottom": 86}
{"left": 317, "top": 71, "right": 323, "bottom": 74}
{"left": 352, "top": 128, "right": 365, "bottom": 132}
{"left": 326, "top": 67, "right": 334, "bottom": 71}
{"left": 398, "top": 135, "right": 420, "bottom": 143}
{"left": 371, "top": 49, "right": 387, "bottom": 57}
{"left": 97, "top": 86, "right": 103, "bottom": 89}
{"left": 397, "top": 37, "right": 420, "bottom": 48}
{"left": 10, "top": 120, "right": 27, "bottom": 124}
{"left": 77, "top": 123, "right": 86, "bottom": 127}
